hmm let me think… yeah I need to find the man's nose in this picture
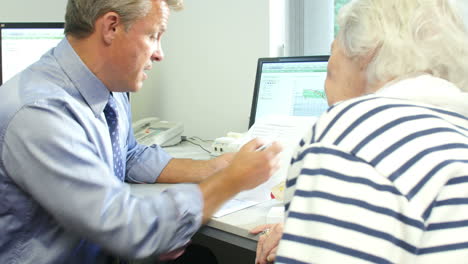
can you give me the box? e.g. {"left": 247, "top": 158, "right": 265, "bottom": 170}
{"left": 151, "top": 46, "right": 164, "bottom": 62}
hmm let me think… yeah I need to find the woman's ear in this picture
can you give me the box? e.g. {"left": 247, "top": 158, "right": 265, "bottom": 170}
{"left": 358, "top": 51, "right": 374, "bottom": 71}
{"left": 358, "top": 43, "right": 381, "bottom": 71}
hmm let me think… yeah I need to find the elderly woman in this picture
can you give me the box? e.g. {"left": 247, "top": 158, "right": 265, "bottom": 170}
{"left": 251, "top": 0, "right": 468, "bottom": 263}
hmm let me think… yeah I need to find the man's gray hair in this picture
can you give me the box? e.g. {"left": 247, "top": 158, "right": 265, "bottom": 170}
{"left": 337, "top": 0, "right": 468, "bottom": 92}
{"left": 64, "top": 0, "right": 183, "bottom": 39}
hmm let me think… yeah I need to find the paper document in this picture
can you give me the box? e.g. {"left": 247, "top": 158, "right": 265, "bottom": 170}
{"left": 213, "top": 199, "right": 260, "bottom": 218}
{"left": 235, "top": 115, "right": 318, "bottom": 202}
{"left": 246, "top": 115, "right": 317, "bottom": 145}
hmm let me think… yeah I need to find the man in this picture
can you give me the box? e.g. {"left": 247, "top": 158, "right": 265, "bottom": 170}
{"left": 0, "top": 0, "right": 282, "bottom": 263}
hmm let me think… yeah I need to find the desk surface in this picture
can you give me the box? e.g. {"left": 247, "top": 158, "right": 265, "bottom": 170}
{"left": 131, "top": 140, "right": 283, "bottom": 251}
{"left": 200, "top": 199, "right": 282, "bottom": 251}
{"left": 131, "top": 183, "right": 282, "bottom": 251}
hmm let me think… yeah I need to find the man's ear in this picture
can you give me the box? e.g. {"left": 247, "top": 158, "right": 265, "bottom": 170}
{"left": 99, "top": 12, "right": 121, "bottom": 45}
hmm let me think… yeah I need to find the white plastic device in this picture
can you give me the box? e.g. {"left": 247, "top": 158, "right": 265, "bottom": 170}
{"left": 132, "top": 117, "right": 184, "bottom": 147}
{"left": 211, "top": 132, "right": 248, "bottom": 156}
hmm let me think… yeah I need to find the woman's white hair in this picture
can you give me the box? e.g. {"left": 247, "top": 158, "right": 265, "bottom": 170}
{"left": 337, "top": 0, "right": 468, "bottom": 92}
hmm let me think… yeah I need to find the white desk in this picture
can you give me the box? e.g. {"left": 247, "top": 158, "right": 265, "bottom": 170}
{"left": 130, "top": 139, "right": 283, "bottom": 252}
{"left": 131, "top": 183, "right": 282, "bottom": 251}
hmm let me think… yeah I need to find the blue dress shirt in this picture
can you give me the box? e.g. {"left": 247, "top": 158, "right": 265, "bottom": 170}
{"left": 0, "top": 38, "right": 203, "bottom": 263}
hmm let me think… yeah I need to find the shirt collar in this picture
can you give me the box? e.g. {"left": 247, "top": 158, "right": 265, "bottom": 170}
{"left": 376, "top": 74, "right": 468, "bottom": 116}
{"left": 54, "top": 38, "right": 110, "bottom": 117}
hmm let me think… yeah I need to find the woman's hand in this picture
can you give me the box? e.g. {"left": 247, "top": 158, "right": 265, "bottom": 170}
{"left": 250, "top": 223, "right": 284, "bottom": 264}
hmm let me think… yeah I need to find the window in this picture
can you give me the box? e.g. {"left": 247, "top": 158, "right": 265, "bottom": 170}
{"left": 279, "top": 0, "right": 467, "bottom": 57}
{"left": 280, "top": 0, "right": 351, "bottom": 56}
{"left": 335, "top": 0, "right": 352, "bottom": 35}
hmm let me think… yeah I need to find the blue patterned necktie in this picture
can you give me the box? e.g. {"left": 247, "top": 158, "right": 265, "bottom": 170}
{"left": 104, "top": 94, "right": 125, "bottom": 181}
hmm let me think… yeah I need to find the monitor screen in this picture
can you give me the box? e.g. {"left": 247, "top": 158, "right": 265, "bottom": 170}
{"left": 0, "top": 22, "right": 64, "bottom": 85}
{"left": 249, "top": 56, "right": 330, "bottom": 127}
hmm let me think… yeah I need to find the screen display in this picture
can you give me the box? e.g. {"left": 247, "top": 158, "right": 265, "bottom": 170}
{"left": 249, "top": 57, "right": 329, "bottom": 127}
{"left": 0, "top": 23, "right": 64, "bottom": 84}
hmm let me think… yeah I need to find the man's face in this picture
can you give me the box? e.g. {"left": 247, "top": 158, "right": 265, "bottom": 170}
{"left": 108, "top": 0, "right": 169, "bottom": 92}
{"left": 325, "top": 39, "right": 368, "bottom": 105}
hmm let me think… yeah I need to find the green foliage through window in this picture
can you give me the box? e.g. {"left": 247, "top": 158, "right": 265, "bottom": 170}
{"left": 335, "top": 0, "right": 352, "bottom": 35}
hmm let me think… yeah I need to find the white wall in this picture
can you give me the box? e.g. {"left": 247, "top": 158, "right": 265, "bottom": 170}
{"left": 131, "top": 0, "right": 270, "bottom": 139}
{"left": 1, "top": 0, "right": 270, "bottom": 140}
{"left": 270, "top": 0, "right": 286, "bottom": 57}
{"left": 0, "top": 0, "right": 66, "bottom": 22}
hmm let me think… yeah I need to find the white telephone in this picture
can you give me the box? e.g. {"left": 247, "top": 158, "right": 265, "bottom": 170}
{"left": 132, "top": 117, "right": 184, "bottom": 147}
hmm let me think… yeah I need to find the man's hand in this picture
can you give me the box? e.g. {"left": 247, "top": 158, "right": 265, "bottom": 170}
{"left": 250, "top": 223, "right": 284, "bottom": 264}
{"left": 199, "top": 138, "right": 283, "bottom": 221}
{"left": 213, "top": 152, "right": 235, "bottom": 165}
{"left": 222, "top": 138, "right": 282, "bottom": 192}
{"left": 209, "top": 152, "right": 235, "bottom": 172}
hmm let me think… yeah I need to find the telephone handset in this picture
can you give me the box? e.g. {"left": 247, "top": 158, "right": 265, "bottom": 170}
{"left": 132, "top": 117, "right": 184, "bottom": 147}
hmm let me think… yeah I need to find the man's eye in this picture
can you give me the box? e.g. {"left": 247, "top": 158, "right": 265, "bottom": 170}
{"left": 149, "top": 33, "right": 158, "bottom": 41}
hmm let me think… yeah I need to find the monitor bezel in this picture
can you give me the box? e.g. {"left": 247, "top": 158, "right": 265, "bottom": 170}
{"left": 248, "top": 55, "right": 330, "bottom": 128}
{"left": 0, "top": 22, "right": 65, "bottom": 85}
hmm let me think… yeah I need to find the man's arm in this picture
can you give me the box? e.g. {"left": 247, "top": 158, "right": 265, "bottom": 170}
{"left": 4, "top": 105, "right": 204, "bottom": 257}
{"left": 156, "top": 153, "right": 234, "bottom": 183}
{"left": 158, "top": 139, "right": 282, "bottom": 222}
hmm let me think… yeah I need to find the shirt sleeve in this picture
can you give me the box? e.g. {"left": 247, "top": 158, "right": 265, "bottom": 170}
{"left": 2, "top": 102, "right": 203, "bottom": 258}
{"left": 125, "top": 130, "right": 173, "bottom": 184}
{"left": 276, "top": 143, "right": 425, "bottom": 264}
{"left": 119, "top": 92, "right": 172, "bottom": 184}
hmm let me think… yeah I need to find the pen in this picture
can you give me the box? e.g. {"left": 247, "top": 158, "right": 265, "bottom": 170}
{"left": 256, "top": 142, "right": 273, "bottom": 152}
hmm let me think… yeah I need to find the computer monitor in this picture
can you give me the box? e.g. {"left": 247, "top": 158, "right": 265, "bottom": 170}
{"left": 0, "top": 22, "right": 64, "bottom": 85}
{"left": 249, "top": 56, "right": 330, "bottom": 127}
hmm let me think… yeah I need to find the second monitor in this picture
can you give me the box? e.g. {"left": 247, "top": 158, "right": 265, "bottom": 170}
{"left": 249, "top": 56, "right": 330, "bottom": 127}
{"left": 0, "top": 22, "right": 64, "bottom": 85}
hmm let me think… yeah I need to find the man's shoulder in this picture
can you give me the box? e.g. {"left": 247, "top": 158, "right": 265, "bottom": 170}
{"left": 0, "top": 57, "right": 81, "bottom": 135}
{"left": 1, "top": 70, "right": 71, "bottom": 108}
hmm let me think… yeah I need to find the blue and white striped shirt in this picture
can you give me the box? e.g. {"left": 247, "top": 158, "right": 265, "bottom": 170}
{"left": 276, "top": 75, "right": 468, "bottom": 263}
